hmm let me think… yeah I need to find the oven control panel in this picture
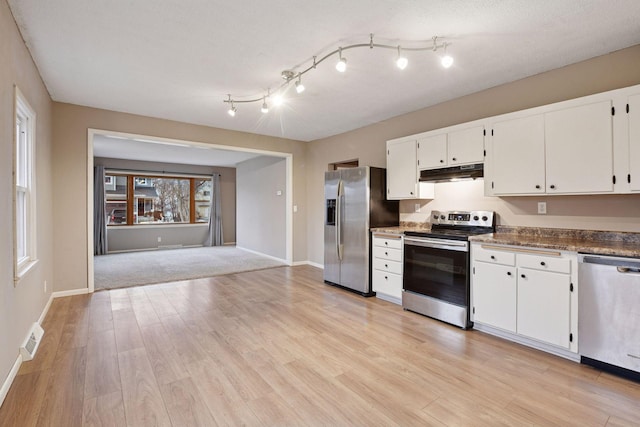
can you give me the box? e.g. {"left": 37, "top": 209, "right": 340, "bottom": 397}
{"left": 430, "top": 210, "right": 495, "bottom": 227}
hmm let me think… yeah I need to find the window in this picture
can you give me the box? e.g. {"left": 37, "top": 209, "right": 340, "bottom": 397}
{"left": 106, "top": 172, "right": 211, "bottom": 226}
{"left": 14, "top": 87, "right": 37, "bottom": 281}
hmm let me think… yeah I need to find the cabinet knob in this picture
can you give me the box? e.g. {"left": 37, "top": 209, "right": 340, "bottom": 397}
{"left": 384, "top": 242, "right": 388, "bottom": 245}
{"left": 550, "top": 185, "right": 556, "bottom": 190}
{"left": 490, "top": 255, "right": 496, "bottom": 260}
{"left": 507, "top": 271, "right": 512, "bottom": 276}
{"left": 540, "top": 261, "right": 546, "bottom": 266}
{"left": 410, "top": 191, "right": 414, "bottom": 195}
{"left": 385, "top": 251, "right": 389, "bottom": 256}
{"left": 452, "top": 157, "right": 457, "bottom": 161}
{"left": 535, "top": 185, "right": 541, "bottom": 189}
{"left": 521, "top": 274, "right": 526, "bottom": 279}
{"left": 385, "top": 264, "right": 388, "bottom": 268}
{"left": 384, "top": 276, "right": 388, "bottom": 280}
{"left": 440, "top": 159, "right": 444, "bottom": 163}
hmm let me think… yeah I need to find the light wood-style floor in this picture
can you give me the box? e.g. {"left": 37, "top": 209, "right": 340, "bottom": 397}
{"left": 1, "top": 265, "right": 639, "bottom": 426}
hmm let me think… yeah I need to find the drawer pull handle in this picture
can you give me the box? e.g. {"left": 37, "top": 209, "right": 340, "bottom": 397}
{"left": 521, "top": 274, "right": 526, "bottom": 279}
{"left": 540, "top": 261, "right": 546, "bottom": 266}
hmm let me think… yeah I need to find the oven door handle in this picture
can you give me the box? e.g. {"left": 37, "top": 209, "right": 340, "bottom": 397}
{"left": 404, "top": 237, "right": 468, "bottom": 252}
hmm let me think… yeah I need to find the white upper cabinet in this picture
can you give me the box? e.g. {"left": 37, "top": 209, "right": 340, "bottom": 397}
{"left": 629, "top": 93, "right": 640, "bottom": 191}
{"left": 491, "top": 115, "right": 546, "bottom": 195}
{"left": 544, "top": 101, "right": 614, "bottom": 194}
{"left": 386, "top": 139, "right": 417, "bottom": 199}
{"left": 417, "top": 125, "right": 485, "bottom": 170}
{"left": 448, "top": 125, "right": 485, "bottom": 166}
{"left": 417, "top": 134, "right": 447, "bottom": 169}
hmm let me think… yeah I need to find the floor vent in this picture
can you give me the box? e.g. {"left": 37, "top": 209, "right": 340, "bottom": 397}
{"left": 20, "top": 323, "right": 44, "bottom": 361}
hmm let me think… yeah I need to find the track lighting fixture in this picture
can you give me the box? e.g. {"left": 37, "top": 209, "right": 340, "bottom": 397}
{"left": 396, "top": 46, "right": 408, "bottom": 70}
{"left": 223, "top": 33, "right": 454, "bottom": 115}
{"left": 336, "top": 47, "right": 347, "bottom": 73}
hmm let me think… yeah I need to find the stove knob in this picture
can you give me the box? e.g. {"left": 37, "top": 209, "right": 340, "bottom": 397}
{"left": 473, "top": 215, "right": 479, "bottom": 221}
{"left": 433, "top": 215, "right": 439, "bottom": 220}
{"left": 482, "top": 216, "right": 488, "bottom": 221}
{"left": 440, "top": 215, "right": 446, "bottom": 220}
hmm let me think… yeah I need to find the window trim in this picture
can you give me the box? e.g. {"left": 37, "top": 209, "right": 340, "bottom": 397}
{"left": 14, "top": 86, "right": 38, "bottom": 283}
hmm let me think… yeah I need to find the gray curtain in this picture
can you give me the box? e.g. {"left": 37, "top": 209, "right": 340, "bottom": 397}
{"left": 94, "top": 166, "right": 108, "bottom": 255}
{"left": 204, "top": 173, "right": 223, "bottom": 246}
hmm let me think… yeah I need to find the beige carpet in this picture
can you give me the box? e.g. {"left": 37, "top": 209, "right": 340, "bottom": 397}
{"left": 94, "top": 246, "right": 286, "bottom": 290}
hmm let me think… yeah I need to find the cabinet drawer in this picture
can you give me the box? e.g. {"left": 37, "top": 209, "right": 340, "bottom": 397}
{"left": 373, "top": 236, "right": 402, "bottom": 250}
{"left": 473, "top": 246, "right": 515, "bottom": 266}
{"left": 518, "top": 253, "right": 570, "bottom": 274}
{"left": 372, "top": 270, "right": 402, "bottom": 300}
{"left": 373, "top": 258, "right": 403, "bottom": 275}
{"left": 373, "top": 246, "right": 402, "bottom": 262}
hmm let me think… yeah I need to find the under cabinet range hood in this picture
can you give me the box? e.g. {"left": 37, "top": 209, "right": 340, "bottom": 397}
{"left": 419, "top": 163, "right": 484, "bottom": 183}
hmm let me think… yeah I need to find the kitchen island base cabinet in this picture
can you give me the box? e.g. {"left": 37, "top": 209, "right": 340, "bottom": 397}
{"left": 471, "top": 243, "right": 578, "bottom": 356}
{"left": 372, "top": 234, "right": 403, "bottom": 304}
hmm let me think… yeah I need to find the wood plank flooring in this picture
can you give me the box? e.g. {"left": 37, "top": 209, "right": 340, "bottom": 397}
{"left": 1, "top": 265, "right": 639, "bottom": 426}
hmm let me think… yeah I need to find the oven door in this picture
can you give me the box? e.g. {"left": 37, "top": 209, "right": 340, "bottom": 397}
{"left": 403, "top": 237, "right": 469, "bottom": 307}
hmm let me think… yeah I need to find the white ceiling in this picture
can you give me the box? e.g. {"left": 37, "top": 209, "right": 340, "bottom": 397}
{"left": 92, "top": 134, "right": 262, "bottom": 167}
{"left": 8, "top": 1, "right": 640, "bottom": 142}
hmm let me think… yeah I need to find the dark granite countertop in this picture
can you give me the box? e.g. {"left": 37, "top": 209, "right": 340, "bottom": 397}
{"left": 371, "top": 224, "right": 640, "bottom": 258}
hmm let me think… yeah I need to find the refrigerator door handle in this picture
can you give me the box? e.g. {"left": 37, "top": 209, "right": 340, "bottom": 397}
{"left": 336, "top": 179, "right": 344, "bottom": 261}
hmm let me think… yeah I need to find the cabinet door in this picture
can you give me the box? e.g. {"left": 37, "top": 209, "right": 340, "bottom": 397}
{"left": 417, "top": 134, "right": 447, "bottom": 170}
{"left": 491, "top": 115, "right": 546, "bottom": 194}
{"left": 386, "top": 140, "right": 417, "bottom": 199}
{"left": 517, "top": 268, "right": 571, "bottom": 348}
{"left": 545, "top": 101, "right": 613, "bottom": 193}
{"left": 629, "top": 94, "right": 640, "bottom": 191}
{"left": 448, "top": 125, "right": 485, "bottom": 165}
{"left": 472, "top": 262, "right": 516, "bottom": 333}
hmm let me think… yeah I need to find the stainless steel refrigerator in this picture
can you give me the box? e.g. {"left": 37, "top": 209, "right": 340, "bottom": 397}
{"left": 324, "top": 166, "right": 399, "bottom": 295}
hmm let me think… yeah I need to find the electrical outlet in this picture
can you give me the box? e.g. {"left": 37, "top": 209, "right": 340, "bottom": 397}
{"left": 293, "top": 205, "right": 298, "bottom": 213}
{"left": 157, "top": 236, "right": 162, "bottom": 242}
{"left": 415, "top": 203, "right": 421, "bottom": 213}
{"left": 538, "top": 202, "right": 547, "bottom": 215}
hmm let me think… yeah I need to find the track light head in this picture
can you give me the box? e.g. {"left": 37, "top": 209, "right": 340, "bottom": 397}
{"left": 295, "top": 77, "right": 305, "bottom": 94}
{"left": 336, "top": 47, "right": 347, "bottom": 72}
{"left": 273, "top": 94, "right": 284, "bottom": 106}
{"left": 396, "top": 46, "right": 408, "bottom": 70}
{"left": 261, "top": 97, "right": 269, "bottom": 113}
{"left": 441, "top": 43, "right": 453, "bottom": 68}
{"left": 228, "top": 105, "right": 236, "bottom": 117}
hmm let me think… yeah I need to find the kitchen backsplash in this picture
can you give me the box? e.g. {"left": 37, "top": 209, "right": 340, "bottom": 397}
{"left": 398, "top": 179, "right": 640, "bottom": 232}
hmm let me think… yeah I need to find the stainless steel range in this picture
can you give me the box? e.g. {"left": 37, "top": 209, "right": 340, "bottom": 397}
{"left": 402, "top": 210, "right": 495, "bottom": 329}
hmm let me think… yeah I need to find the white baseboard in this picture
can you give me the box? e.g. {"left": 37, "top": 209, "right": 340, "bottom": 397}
{"left": 375, "top": 292, "right": 402, "bottom": 305}
{"left": 0, "top": 290, "right": 54, "bottom": 408}
{"left": 0, "top": 355, "right": 22, "bottom": 408}
{"left": 293, "top": 261, "right": 323, "bottom": 269}
{"left": 235, "top": 246, "right": 290, "bottom": 266}
{"left": 52, "top": 288, "right": 90, "bottom": 298}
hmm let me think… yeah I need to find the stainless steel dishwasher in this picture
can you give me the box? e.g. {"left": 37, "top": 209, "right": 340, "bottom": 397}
{"left": 579, "top": 254, "right": 640, "bottom": 380}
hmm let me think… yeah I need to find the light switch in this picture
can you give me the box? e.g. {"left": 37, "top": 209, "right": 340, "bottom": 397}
{"left": 415, "top": 203, "right": 421, "bottom": 213}
{"left": 293, "top": 205, "right": 298, "bottom": 213}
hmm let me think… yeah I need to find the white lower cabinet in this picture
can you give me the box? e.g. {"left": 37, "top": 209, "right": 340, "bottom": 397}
{"left": 372, "top": 234, "right": 403, "bottom": 304}
{"left": 471, "top": 243, "right": 578, "bottom": 354}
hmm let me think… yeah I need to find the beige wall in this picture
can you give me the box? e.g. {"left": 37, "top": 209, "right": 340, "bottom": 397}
{"left": 236, "top": 156, "right": 288, "bottom": 260}
{"left": 52, "top": 103, "right": 308, "bottom": 292}
{"left": 0, "top": 0, "right": 54, "bottom": 388}
{"left": 306, "top": 44, "right": 640, "bottom": 265}
{"left": 95, "top": 157, "right": 237, "bottom": 249}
